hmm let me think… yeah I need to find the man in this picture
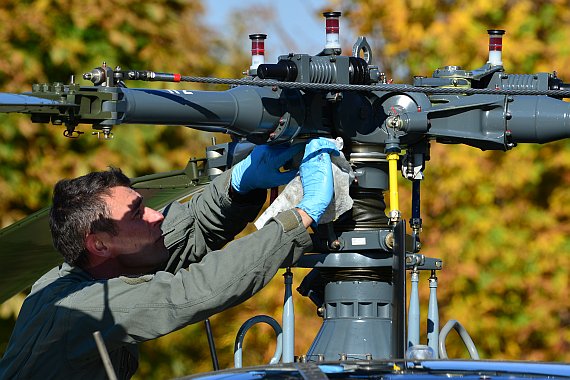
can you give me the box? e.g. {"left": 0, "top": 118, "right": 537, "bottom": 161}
{"left": 0, "top": 138, "right": 339, "bottom": 380}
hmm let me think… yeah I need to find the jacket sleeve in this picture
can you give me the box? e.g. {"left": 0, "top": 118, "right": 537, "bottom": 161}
{"left": 158, "top": 168, "right": 268, "bottom": 274}
{"left": 64, "top": 208, "right": 312, "bottom": 357}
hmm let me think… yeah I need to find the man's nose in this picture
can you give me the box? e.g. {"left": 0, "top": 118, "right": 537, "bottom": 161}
{"left": 146, "top": 207, "right": 164, "bottom": 226}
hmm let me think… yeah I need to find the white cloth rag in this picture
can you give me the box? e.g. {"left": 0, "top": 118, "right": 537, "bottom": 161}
{"left": 255, "top": 137, "right": 354, "bottom": 230}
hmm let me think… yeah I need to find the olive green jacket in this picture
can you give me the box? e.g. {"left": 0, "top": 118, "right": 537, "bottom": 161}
{"left": 0, "top": 170, "right": 312, "bottom": 380}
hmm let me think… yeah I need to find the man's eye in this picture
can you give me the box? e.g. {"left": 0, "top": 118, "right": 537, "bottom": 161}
{"left": 136, "top": 208, "right": 144, "bottom": 218}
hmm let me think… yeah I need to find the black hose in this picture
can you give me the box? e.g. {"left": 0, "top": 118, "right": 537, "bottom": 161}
{"left": 204, "top": 319, "right": 219, "bottom": 371}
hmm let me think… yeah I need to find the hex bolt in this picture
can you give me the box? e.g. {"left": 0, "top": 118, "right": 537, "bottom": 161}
{"left": 385, "top": 233, "right": 394, "bottom": 249}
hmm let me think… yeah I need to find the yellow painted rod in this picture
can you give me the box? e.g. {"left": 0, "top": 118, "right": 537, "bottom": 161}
{"left": 387, "top": 152, "right": 399, "bottom": 216}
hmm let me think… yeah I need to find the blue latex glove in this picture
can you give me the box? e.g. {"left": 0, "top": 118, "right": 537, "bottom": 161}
{"left": 296, "top": 138, "right": 340, "bottom": 225}
{"left": 231, "top": 143, "right": 305, "bottom": 194}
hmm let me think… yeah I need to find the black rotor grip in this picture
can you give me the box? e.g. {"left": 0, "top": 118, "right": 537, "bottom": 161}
{"left": 349, "top": 57, "right": 371, "bottom": 85}
{"left": 550, "top": 79, "right": 570, "bottom": 91}
{"left": 257, "top": 60, "right": 298, "bottom": 82}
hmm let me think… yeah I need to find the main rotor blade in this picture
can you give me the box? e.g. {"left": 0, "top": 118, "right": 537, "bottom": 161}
{"left": 0, "top": 93, "right": 70, "bottom": 113}
{"left": 0, "top": 92, "right": 76, "bottom": 113}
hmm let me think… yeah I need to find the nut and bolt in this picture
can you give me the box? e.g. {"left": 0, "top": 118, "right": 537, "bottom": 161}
{"left": 330, "top": 240, "right": 341, "bottom": 250}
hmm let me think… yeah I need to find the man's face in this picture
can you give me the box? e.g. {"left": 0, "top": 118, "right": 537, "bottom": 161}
{"left": 100, "top": 186, "right": 169, "bottom": 274}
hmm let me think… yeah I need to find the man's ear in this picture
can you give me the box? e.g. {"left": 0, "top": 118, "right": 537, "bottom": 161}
{"left": 85, "top": 233, "right": 111, "bottom": 258}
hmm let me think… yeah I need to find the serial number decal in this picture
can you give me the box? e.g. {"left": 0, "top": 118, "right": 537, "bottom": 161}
{"left": 352, "top": 237, "right": 367, "bottom": 246}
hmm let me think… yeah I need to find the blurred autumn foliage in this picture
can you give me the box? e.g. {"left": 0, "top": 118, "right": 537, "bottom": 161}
{"left": 336, "top": 0, "right": 570, "bottom": 361}
{"left": 2, "top": 0, "right": 570, "bottom": 378}
{"left": 337, "top": 0, "right": 570, "bottom": 82}
{"left": 0, "top": 0, "right": 233, "bottom": 229}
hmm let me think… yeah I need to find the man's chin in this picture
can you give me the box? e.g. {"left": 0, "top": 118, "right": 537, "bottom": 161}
{"left": 157, "top": 241, "right": 170, "bottom": 261}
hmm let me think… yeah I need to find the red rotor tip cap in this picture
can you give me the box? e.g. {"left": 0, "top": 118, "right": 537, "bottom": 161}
{"left": 488, "top": 30, "right": 505, "bottom": 51}
{"left": 323, "top": 11, "right": 342, "bottom": 49}
{"left": 249, "top": 34, "right": 267, "bottom": 70}
{"left": 249, "top": 34, "right": 267, "bottom": 56}
{"left": 487, "top": 30, "right": 505, "bottom": 65}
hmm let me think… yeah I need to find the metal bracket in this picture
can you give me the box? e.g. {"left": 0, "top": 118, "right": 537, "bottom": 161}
{"left": 352, "top": 36, "right": 373, "bottom": 65}
{"left": 92, "top": 129, "right": 114, "bottom": 140}
{"left": 292, "top": 363, "right": 330, "bottom": 380}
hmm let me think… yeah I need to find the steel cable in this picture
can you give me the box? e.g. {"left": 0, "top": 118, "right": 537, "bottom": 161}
{"left": 179, "top": 75, "right": 570, "bottom": 97}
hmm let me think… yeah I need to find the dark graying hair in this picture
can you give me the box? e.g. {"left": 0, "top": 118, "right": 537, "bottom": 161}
{"left": 49, "top": 167, "right": 131, "bottom": 268}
